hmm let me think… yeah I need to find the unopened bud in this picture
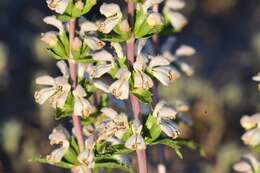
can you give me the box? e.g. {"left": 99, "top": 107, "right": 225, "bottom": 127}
{"left": 72, "top": 37, "right": 82, "bottom": 51}
{"left": 41, "top": 32, "right": 58, "bottom": 47}
{"left": 147, "top": 13, "right": 163, "bottom": 26}
{"left": 119, "top": 19, "right": 130, "bottom": 33}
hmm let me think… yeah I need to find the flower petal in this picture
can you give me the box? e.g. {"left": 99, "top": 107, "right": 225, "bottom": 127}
{"left": 92, "top": 50, "right": 114, "bottom": 62}
{"left": 101, "top": 107, "right": 118, "bottom": 119}
{"left": 43, "top": 15, "right": 64, "bottom": 32}
{"left": 36, "top": 75, "right": 55, "bottom": 86}
{"left": 56, "top": 60, "right": 69, "bottom": 78}
{"left": 149, "top": 56, "right": 170, "bottom": 68}
{"left": 175, "top": 45, "right": 196, "bottom": 57}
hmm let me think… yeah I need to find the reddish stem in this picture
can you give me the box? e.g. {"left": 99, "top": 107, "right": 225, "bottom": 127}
{"left": 68, "top": 19, "right": 85, "bottom": 153}
{"left": 69, "top": 19, "right": 93, "bottom": 173}
{"left": 127, "top": 1, "right": 148, "bottom": 173}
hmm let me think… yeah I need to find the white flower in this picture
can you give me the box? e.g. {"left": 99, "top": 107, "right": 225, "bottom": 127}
{"left": 43, "top": 15, "right": 64, "bottom": 33}
{"left": 153, "top": 101, "right": 180, "bottom": 139}
{"left": 253, "top": 73, "right": 260, "bottom": 82}
{"left": 111, "top": 42, "right": 124, "bottom": 59}
{"left": 241, "top": 128, "right": 260, "bottom": 146}
{"left": 34, "top": 61, "right": 71, "bottom": 108}
{"left": 165, "top": 0, "right": 186, "bottom": 10}
{"left": 241, "top": 113, "right": 260, "bottom": 130}
{"left": 133, "top": 54, "right": 154, "bottom": 90}
{"left": 72, "top": 165, "right": 90, "bottom": 173}
{"left": 175, "top": 45, "right": 196, "bottom": 57}
{"left": 80, "top": 20, "right": 105, "bottom": 51}
{"left": 84, "top": 37, "right": 105, "bottom": 51}
{"left": 253, "top": 73, "right": 260, "bottom": 91}
{"left": 90, "top": 50, "right": 115, "bottom": 78}
{"left": 93, "top": 80, "right": 110, "bottom": 93}
{"left": 233, "top": 154, "right": 260, "bottom": 173}
{"left": 80, "top": 20, "right": 98, "bottom": 33}
{"left": 109, "top": 68, "right": 131, "bottom": 100}
{"left": 148, "top": 56, "right": 180, "bottom": 86}
{"left": 46, "top": 0, "right": 69, "bottom": 14}
{"left": 125, "top": 120, "right": 146, "bottom": 150}
{"left": 179, "top": 62, "right": 194, "bottom": 76}
{"left": 101, "top": 108, "right": 129, "bottom": 138}
{"left": 142, "top": 0, "right": 163, "bottom": 12}
{"left": 164, "top": 0, "right": 187, "bottom": 31}
{"left": 72, "top": 85, "right": 95, "bottom": 118}
{"left": 47, "top": 125, "right": 70, "bottom": 163}
{"left": 97, "top": 3, "right": 123, "bottom": 34}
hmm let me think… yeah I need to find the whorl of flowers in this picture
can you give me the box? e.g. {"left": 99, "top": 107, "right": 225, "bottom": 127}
{"left": 32, "top": 0, "right": 197, "bottom": 172}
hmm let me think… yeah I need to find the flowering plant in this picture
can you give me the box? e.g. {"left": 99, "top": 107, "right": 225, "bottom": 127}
{"left": 233, "top": 74, "right": 260, "bottom": 173}
{"left": 31, "top": 0, "right": 201, "bottom": 173}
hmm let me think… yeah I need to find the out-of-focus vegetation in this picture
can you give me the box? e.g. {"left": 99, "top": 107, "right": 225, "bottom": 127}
{"left": 0, "top": 0, "right": 260, "bottom": 173}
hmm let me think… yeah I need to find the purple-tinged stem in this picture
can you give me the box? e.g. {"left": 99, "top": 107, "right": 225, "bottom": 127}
{"left": 127, "top": 1, "right": 148, "bottom": 173}
{"left": 68, "top": 19, "right": 92, "bottom": 173}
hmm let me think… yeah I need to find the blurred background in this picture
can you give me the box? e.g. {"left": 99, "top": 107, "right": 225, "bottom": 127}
{"left": 0, "top": 0, "right": 260, "bottom": 173}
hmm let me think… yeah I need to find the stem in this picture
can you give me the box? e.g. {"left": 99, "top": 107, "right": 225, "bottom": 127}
{"left": 127, "top": 1, "right": 148, "bottom": 173}
{"left": 68, "top": 19, "right": 85, "bottom": 152}
{"left": 151, "top": 4, "right": 166, "bottom": 173}
{"left": 68, "top": 19, "right": 91, "bottom": 173}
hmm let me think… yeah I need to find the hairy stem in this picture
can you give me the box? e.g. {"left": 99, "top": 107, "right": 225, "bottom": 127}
{"left": 127, "top": 1, "right": 148, "bottom": 173}
{"left": 151, "top": 4, "right": 166, "bottom": 173}
{"left": 68, "top": 19, "right": 92, "bottom": 173}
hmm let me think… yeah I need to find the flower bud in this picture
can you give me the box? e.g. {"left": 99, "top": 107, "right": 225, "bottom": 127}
{"left": 119, "top": 19, "right": 130, "bottom": 33}
{"left": 41, "top": 32, "right": 58, "bottom": 47}
{"left": 72, "top": 37, "right": 82, "bottom": 51}
{"left": 147, "top": 13, "right": 163, "bottom": 26}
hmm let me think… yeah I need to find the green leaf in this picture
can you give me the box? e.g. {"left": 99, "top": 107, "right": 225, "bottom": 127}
{"left": 151, "top": 138, "right": 205, "bottom": 158}
{"left": 57, "top": 0, "right": 74, "bottom": 22}
{"left": 150, "top": 139, "right": 183, "bottom": 159}
{"left": 94, "top": 157, "right": 133, "bottom": 173}
{"left": 255, "top": 169, "right": 260, "bottom": 173}
{"left": 70, "top": 138, "right": 80, "bottom": 154}
{"left": 63, "top": 147, "right": 79, "bottom": 164}
{"left": 97, "top": 32, "right": 127, "bottom": 42}
{"left": 72, "top": 5, "right": 82, "bottom": 18}
{"left": 29, "top": 156, "right": 74, "bottom": 169}
{"left": 118, "top": 57, "right": 127, "bottom": 68}
{"left": 253, "top": 144, "right": 260, "bottom": 153}
{"left": 108, "top": 64, "right": 119, "bottom": 78}
{"left": 134, "top": 9, "right": 148, "bottom": 35}
{"left": 131, "top": 88, "right": 152, "bottom": 104}
{"left": 82, "top": 0, "right": 96, "bottom": 14}
{"left": 55, "top": 92, "right": 74, "bottom": 120}
{"left": 121, "top": 128, "right": 132, "bottom": 142}
{"left": 46, "top": 48, "right": 65, "bottom": 60}
{"left": 105, "top": 144, "right": 133, "bottom": 155}
{"left": 144, "top": 115, "right": 161, "bottom": 142}
{"left": 58, "top": 32, "right": 69, "bottom": 55}
{"left": 175, "top": 139, "right": 206, "bottom": 157}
